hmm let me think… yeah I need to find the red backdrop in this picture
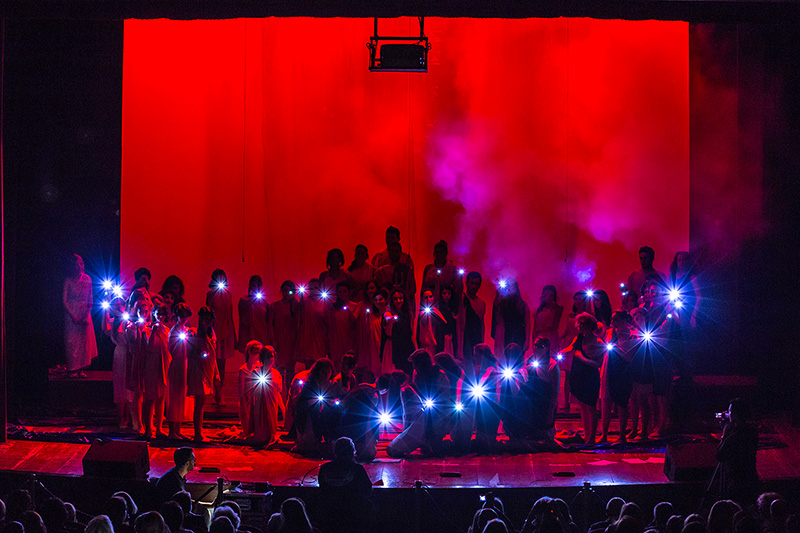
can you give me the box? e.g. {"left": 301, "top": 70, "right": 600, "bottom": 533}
{"left": 122, "top": 17, "right": 689, "bottom": 342}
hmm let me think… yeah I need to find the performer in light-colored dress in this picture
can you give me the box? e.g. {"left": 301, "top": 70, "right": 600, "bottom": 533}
{"left": 237, "top": 275, "right": 270, "bottom": 353}
{"left": 62, "top": 254, "right": 97, "bottom": 375}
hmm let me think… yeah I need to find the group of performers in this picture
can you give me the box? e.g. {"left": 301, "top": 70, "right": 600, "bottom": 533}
{"left": 70, "top": 225, "right": 700, "bottom": 452}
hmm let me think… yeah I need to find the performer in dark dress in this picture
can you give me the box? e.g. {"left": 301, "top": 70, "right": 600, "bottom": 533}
{"left": 562, "top": 313, "right": 604, "bottom": 445}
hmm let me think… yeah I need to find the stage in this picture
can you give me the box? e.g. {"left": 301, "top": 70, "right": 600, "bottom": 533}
{"left": 4, "top": 371, "right": 800, "bottom": 532}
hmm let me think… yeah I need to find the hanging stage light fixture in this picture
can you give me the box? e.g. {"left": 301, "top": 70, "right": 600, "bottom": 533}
{"left": 367, "top": 17, "right": 430, "bottom": 72}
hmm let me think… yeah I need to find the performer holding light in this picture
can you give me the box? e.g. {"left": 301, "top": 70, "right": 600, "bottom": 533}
{"left": 206, "top": 269, "right": 236, "bottom": 406}
{"left": 187, "top": 306, "right": 219, "bottom": 442}
{"left": 167, "top": 303, "right": 194, "bottom": 439}
{"left": 237, "top": 275, "right": 270, "bottom": 356}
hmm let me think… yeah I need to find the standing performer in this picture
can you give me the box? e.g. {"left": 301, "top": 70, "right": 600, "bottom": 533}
{"left": 562, "top": 313, "right": 605, "bottom": 446}
{"left": 269, "top": 280, "right": 300, "bottom": 394}
{"left": 239, "top": 341, "right": 264, "bottom": 441}
{"left": 458, "top": 271, "right": 486, "bottom": 380}
{"left": 533, "top": 285, "right": 563, "bottom": 355}
{"left": 103, "top": 297, "right": 134, "bottom": 429}
{"left": 63, "top": 254, "right": 98, "bottom": 377}
{"left": 206, "top": 269, "right": 236, "bottom": 405}
{"left": 374, "top": 242, "right": 416, "bottom": 316}
{"left": 298, "top": 278, "right": 328, "bottom": 368}
{"left": 626, "top": 246, "right": 667, "bottom": 304}
{"left": 237, "top": 275, "right": 270, "bottom": 354}
{"left": 601, "top": 310, "right": 636, "bottom": 444}
{"left": 143, "top": 306, "right": 172, "bottom": 439}
{"left": 319, "top": 248, "right": 354, "bottom": 297}
{"left": 416, "top": 289, "right": 446, "bottom": 356}
{"left": 439, "top": 286, "right": 459, "bottom": 356}
{"left": 420, "top": 240, "right": 463, "bottom": 307}
{"left": 491, "top": 279, "right": 530, "bottom": 358}
{"left": 347, "top": 244, "right": 375, "bottom": 303}
{"left": 354, "top": 280, "right": 381, "bottom": 382}
{"left": 125, "top": 295, "right": 152, "bottom": 434}
{"left": 327, "top": 282, "right": 357, "bottom": 371}
{"left": 381, "top": 289, "right": 415, "bottom": 375}
{"left": 188, "top": 306, "right": 220, "bottom": 442}
{"left": 167, "top": 303, "right": 194, "bottom": 440}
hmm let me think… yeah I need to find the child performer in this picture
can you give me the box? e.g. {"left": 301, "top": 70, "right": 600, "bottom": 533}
{"left": 167, "top": 303, "right": 194, "bottom": 439}
{"left": 206, "top": 269, "right": 237, "bottom": 405}
{"left": 188, "top": 306, "right": 220, "bottom": 441}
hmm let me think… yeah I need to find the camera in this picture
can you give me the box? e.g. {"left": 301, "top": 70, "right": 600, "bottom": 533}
{"left": 716, "top": 411, "right": 729, "bottom": 421}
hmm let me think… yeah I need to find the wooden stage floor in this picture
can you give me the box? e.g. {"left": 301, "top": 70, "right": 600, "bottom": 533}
{"left": 3, "top": 415, "right": 799, "bottom": 490}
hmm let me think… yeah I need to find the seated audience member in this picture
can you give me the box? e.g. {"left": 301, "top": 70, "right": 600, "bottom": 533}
{"left": 649, "top": 502, "right": 675, "bottom": 533}
{"left": 589, "top": 497, "right": 626, "bottom": 533}
{"left": 208, "top": 517, "right": 233, "bottom": 533}
{"left": 39, "top": 497, "right": 69, "bottom": 533}
{"left": 717, "top": 399, "right": 760, "bottom": 505}
{"left": 85, "top": 516, "right": 114, "bottom": 533}
{"left": 267, "top": 498, "right": 318, "bottom": 533}
{"left": 484, "top": 519, "right": 510, "bottom": 533}
{"left": 102, "top": 496, "right": 135, "bottom": 533}
{"left": 170, "top": 492, "right": 207, "bottom": 533}
{"left": 20, "top": 511, "right": 47, "bottom": 533}
{"left": 159, "top": 501, "right": 185, "bottom": 533}
{"left": 666, "top": 516, "right": 684, "bottom": 533}
{"left": 5, "top": 490, "right": 33, "bottom": 522}
{"left": 135, "top": 513, "right": 166, "bottom": 533}
{"left": 211, "top": 507, "right": 239, "bottom": 533}
{"left": 469, "top": 508, "right": 499, "bottom": 533}
{"left": 155, "top": 447, "right": 196, "bottom": 506}
{"left": 112, "top": 493, "right": 139, "bottom": 525}
{"left": 707, "top": 500, "right": 742, "bottom": 533}
{"left": 317, "top": 437, "right": 375, "bottom": 531}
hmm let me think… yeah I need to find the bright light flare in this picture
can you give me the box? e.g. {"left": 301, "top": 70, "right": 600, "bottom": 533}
{"left": 458, "top": 268, "right": 465, "bottom": 276}
{"left": 674, "top": 300, "right": 684, "bottom": 309}
{"left": 202, "top": 352, "right": 208, "bottom": 358}
{"left": 257, "top": 374, "right": 268, "bottom": 385}
{"left": 102, "top": 280, "right": 113, "bottom": 290}
{"left": 423, "top": 307, "right": 432, "bottom": 314}
{"left": 179, "top": 332, "right": 187, "bottom": 341}
{"left": 137, "top": 317, "right": 145, "bottom": 324}
{"left": 101, "top": 301, "right": 110, "bottom": 310}
{"left": 470, "top": 383, "right": 487, "bottom": 399}
{"left": 498, "top": 280, "right": 508, "bottom": 289}
{"left": 502, "top": 367, "right": 515, "bottom": 380}
{"left": 298, "top": 285, "right": 307, "bottom": 294}
{"left": 343, "top": 306, "right": 348, "bottom": 311}
{"left": 317, "top": 394, "right": 325, "bottom": 403}
{"left": 320, "top": 291, "right": 329, "bottom": 300}
{"left": 586, "top": 289, "right": 595, "bottom": 298}
{"left": 255, "top": 292, "right": 263, "bottom": 300}
{"left": 112, "top": 285, "right": 124, "bottom": 297}
{"left": 619, "top": 282, "right": 626, "bottom": 289}
{"left": 531, "top": 360, "right": 540, "bottom": 369}
{"left": 436, "top": 269, "right": 442, "bottom": 275}
{"left": 556, "top": 353, "right": 564, "bottom": 362}
{"left": 423, "top": 398, "right": 434, "bottom": 409}
{"left": 642, "top": 331, "right": 653, "bottom": 342}
{"left": 122, "top": 312, "right": 130, "bottom": 321}
{"left": 668, "top": 288, "right": 681, "bottom": 302}
{"left": 217, "top": 281, "right": 226, "bottom": 290}
{"left": 454, "top": 402, "right": 464, "bottom": 412}
{"left": 297, "top": 379, "right": 305, "bottom": 386}
{"left": 606, "top": 343, "right": 614, "bottom": 351}
{"left": 667, "top": 313, "right": 673, "bottom": 319}
{"left": 378, "top": 411, "right": 392, "bottom": 425}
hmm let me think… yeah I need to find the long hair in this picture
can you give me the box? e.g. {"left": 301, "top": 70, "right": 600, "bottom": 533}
{"left": 536, "top": 285, "right": 558, "bottom": 314}
{"left": 669, "top": 251, "right": 696, "bottom": 284}
{"left": 160, "top": 275, "right": 185, "bottom": 302}
{"left": 348, "top": 244, "right": 368, "bottom": 272}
